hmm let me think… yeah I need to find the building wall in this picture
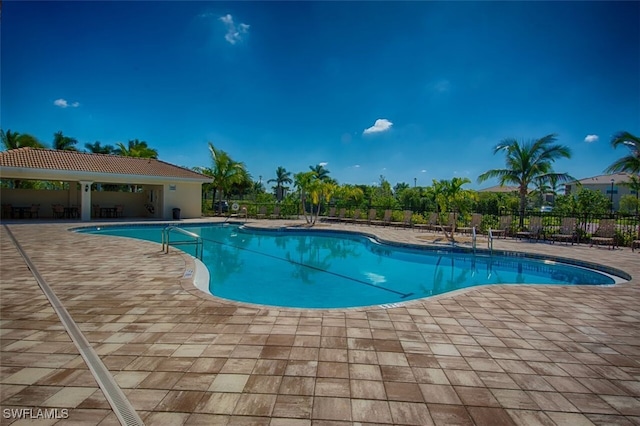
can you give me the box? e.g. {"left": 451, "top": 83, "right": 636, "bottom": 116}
{"left": 161, "top": 182, "right": 203, "bottom": 219}
{"left": 565, "top": 182, "right": 633, "bottom": 211}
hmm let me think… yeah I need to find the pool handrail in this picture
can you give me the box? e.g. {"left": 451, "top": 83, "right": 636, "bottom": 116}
{"left": 472, "top": 226, "right": 477, "bottom": 254}
{"left": 162, "top": 225, "right": 203, "bottom": 260}
{"left": 487, "top": 228, "right": 494, "bottom": 253}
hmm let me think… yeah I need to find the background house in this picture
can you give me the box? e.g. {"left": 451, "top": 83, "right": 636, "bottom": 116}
{"left": 564, "top": 172, "right": 635, "bottom": 212}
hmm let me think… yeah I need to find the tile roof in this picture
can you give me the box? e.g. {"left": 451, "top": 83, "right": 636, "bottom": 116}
{"left": 477, "top": 185, "right": 521, "bottom": 193}
{"left": 0, "top": 148, "right": 211, "bottom": 181}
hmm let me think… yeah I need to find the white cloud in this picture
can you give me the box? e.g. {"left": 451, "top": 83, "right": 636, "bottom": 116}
{"left": 318, "top": 162, "right": 328, "bottom": 167}
{"left": 354, "top": 165, "right": 360, "bottom": 168}
{"left": 54, "top": 98, "right": 79, "bottom": 108}
{"left": 584, "top": 134, "right": 599, "bottom": 143}
{"left": 421, "top": 169, "right": 427, "bottom": 173}
{"left": 219, "top": 14, "right": 249, "bottom": 45}
{"left": 363, "top": 118, "right": 393, "bottom": 135}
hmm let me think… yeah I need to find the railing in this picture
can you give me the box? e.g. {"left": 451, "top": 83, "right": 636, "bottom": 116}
{"left": 472, "top": 226, "right": 477, "bottom": 253}
{"left": 162, "top": 226, "right": 203, "bottom": 260}
{"left": 487, "top": 228, "right": 494, "bottom": 253}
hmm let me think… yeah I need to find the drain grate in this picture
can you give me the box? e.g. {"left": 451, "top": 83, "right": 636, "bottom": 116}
{"left": 4, "top": 226, "right": 144, "bottom": 426}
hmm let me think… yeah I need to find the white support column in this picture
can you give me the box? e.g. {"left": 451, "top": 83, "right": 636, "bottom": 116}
{"left": 79, "top": 181, "right": 93, "bottom": 221}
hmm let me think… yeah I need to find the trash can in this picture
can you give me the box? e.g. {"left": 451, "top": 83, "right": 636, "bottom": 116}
{"left": 172, "top": 208, "right": 181, "bottom": 220}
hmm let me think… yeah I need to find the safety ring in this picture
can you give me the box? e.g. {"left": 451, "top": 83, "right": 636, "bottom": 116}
{"left": 231, "top": 202, "right": 239, "bottom": 211}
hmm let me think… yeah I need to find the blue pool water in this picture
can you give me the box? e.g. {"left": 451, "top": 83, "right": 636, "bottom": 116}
{"left": 79, "top": 224, "right": 617, "bottom": 308}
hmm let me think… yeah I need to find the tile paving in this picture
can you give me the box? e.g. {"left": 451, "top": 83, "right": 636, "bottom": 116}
{"left": 0, "top": 218, "right": 639, "bottom": 425}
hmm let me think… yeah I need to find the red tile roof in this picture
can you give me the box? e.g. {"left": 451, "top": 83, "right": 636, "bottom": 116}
{"left": 0, "top": 148, "right": 211, "bottom": 181}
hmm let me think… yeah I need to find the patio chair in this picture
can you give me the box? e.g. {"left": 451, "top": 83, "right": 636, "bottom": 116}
{"left": 458, "top": 213, "right": 483, "bottom": 235}
{"left": 334, "top": 208, "right": 347, "bottom": 223}
{"left": 27, "top": 204, "right": 40, "bottom": 219}
{"left": 550, "top": 217, "right": 578, "bottom": 245}
{"left": 590, "top": 218, "right": 616, "bottom": 250}
{"left": 491, "top": 215, "right": 512, "bottom": 239}
{"left": 92, "top": 204, "right": 100, "bottom": 218}
{"left": 1, "top": 204, "right": 12, "bottom": 219}
{"left": 424, "top": 212, "right": 440, "bottom": 232}
{"left": 516, "top": 216, "right": 543, "bottom": 240}
{"left": 115, "top": 205, "right": 124, "bottom": 218}
{"left": 52, "top": 204, "right": 64, "bottom": 219}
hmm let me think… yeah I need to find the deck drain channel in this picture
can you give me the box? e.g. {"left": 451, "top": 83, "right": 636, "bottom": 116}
{"left": 4, "top": 226, "right": 144, "bottom": 426}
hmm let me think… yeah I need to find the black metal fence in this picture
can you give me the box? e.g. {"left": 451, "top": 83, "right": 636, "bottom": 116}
{"left": 203, "top": 201, "right": 640, "bottom": 247}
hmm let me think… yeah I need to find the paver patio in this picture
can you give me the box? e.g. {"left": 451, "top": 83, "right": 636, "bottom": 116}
{"left": 1, "top": 218, "right": 639, "bottom": 425}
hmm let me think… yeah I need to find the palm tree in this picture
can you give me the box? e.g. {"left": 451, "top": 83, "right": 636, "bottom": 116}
{"left": 295, "top": 170, "right": 336, "bottom": 225}
{"left": 1, "top": 129, "right": 44, "bottom": 150}
{"left": 115, "top": 139, "right": 158, "bottom": 158}
{"left": 620, "top": 174, "right": 640, "bottom": 215}
{"left": 193, "top": 166, "right": 216, "bottom": 204}
{"left": 309, "top": 164, "right": 331, "bottom": 181}
{"left": 53, "top": 131, "right": 78, "bottom": 151}
{"left": 267, "top": 166, "right": 293, "bottom": 202}
{"left": 207, "top": 143, "right": 248, "bottom": 214}
{"left": 478, "top": 134, "right": 574, "bottom": 228}
{"left": 85, "top": 141, "right": 115, "bottom": 154}
{"left": 605, "top": 131, "right": 640, "bottom": 174}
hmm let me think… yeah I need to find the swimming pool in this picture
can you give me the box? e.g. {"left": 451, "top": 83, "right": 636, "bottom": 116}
{"left": 79, "top": 223, "right": 621, "bottom": 309}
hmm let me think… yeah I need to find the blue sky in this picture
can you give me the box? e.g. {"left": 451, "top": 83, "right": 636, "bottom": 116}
{"left": 3, "top": 1, "right": 639, "bottom": 189}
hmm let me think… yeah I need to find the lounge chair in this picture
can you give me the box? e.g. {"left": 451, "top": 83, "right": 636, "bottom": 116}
{"left": 491, "top": 215, "right": 512, "bottom": 239}
{"left": 550, "top": 217, "right": 577, "bottom": 245}
{"left": 633, "top": 240, "right": 640, "bottom": 252}
{"left": 256, "top": 205, "right": 267, "bottom": 219}
{"left": 334, "top": 208, "right": 347, "bottom": 223}
{"left": 115, "top": 204, "right": 124, "bottom": 218}
{"left": 52, "top": 204, "right": 65, "bottom": 219}
{"left": 270, "top": 205, "right": 281, "bottom": 219}
{"left": 435, "top": 212, "right": 456, "bottom": 233}
{"left": 355, "top": 208, "right": 375, "bottom": 226}
{"left": 325, "top": 207, "right": 337, "bottom": 222}
{"left": 458, "top": 213, "right": 483, "bottom": 235}
{"left": 401, "top": 210, "right": 413, "bottom": 228}
{"left": 350, "top": 208, "right": 362, "bottom": 224}
{"left": 371, "top": 209, "right": 392, "bottom": 226}
{"left": 516, "top": 216, "right": 543, "bottom": 240}
{"left": 590, "top": 218, "right": 616, "bottom": 249}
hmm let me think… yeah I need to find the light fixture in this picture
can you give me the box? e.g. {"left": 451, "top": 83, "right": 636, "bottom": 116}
{"left": 85, "top": 184, "right": 89, "bottom": 192}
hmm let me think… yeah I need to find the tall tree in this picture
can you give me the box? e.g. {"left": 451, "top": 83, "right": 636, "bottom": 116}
{"left": 477, "top": 134, "right": 574, "bottom": 228}
{"left": 309, "top": 164, "right": 331, "bottom": 181}
{"left": 53, "top": 131, "right": 78, "bottom": 151}
{"left": 267, "top": 166, "right": 293, "bottom": 202}
{"left": 1, "top": 129, "right": 44, "bottom": 150}
{"left": 85, "top": 141, "right": 115, "bottom": 154}
{"left": 605, "top": 131, "right": 640, "bottom": 174}
{"left": 207, "top": 143, "right": 248, "bottom": 214}
{"left": 115, "top": 139, "right": 158, "bottom": 158}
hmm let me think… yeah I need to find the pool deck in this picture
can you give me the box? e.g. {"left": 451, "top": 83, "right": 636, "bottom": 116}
{"left": 1, "top": 218, "right": 639, "bottom": 425}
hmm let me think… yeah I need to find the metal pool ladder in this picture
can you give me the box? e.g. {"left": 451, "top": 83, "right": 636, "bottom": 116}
{"left": 487, "top": 227, "right": 494, "bottom": 254}
{"left": 162, "top": 226, "right": 203, "bottom": 260}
